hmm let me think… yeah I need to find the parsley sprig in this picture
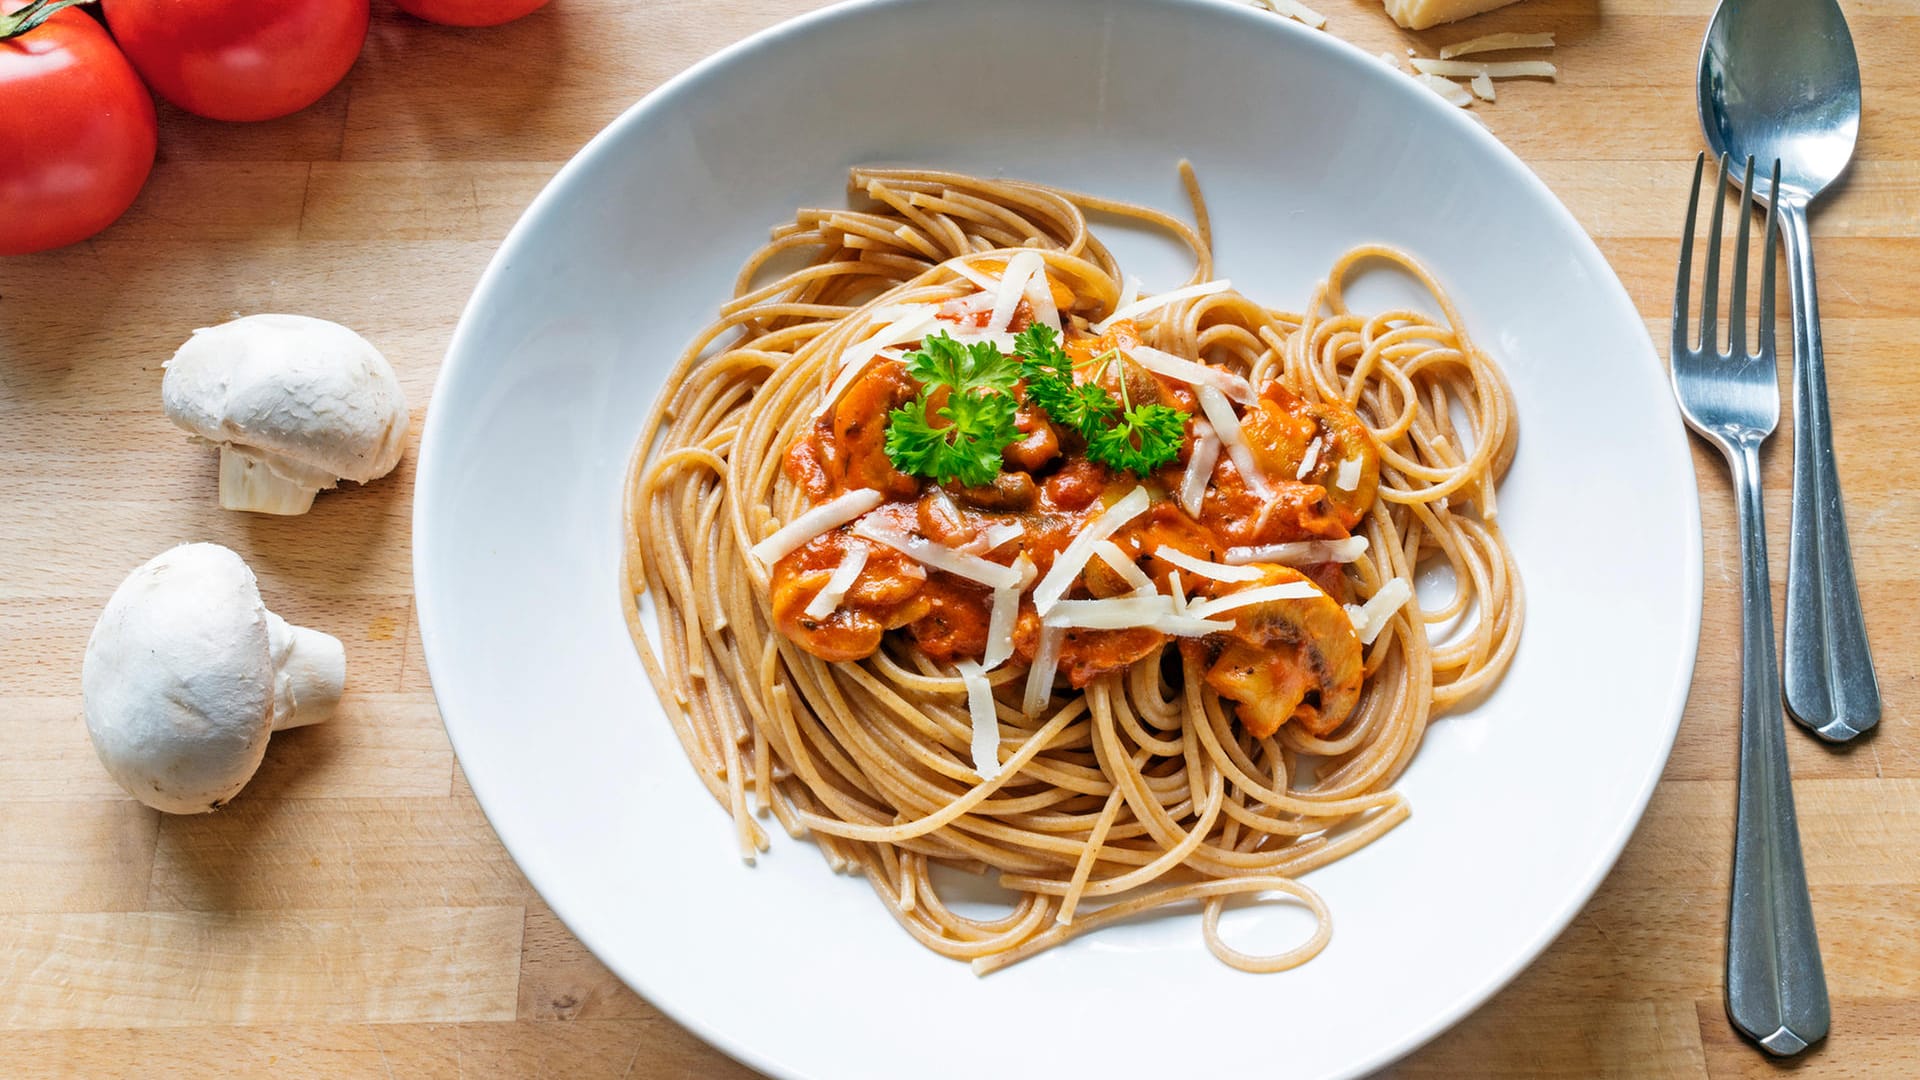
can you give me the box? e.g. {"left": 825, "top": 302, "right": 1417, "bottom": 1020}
{"left": 1014, "top": 324, "right": 1190, "bottom": 476}
{"left": 883, "top": 332, "right": 1022, "bottom": 487}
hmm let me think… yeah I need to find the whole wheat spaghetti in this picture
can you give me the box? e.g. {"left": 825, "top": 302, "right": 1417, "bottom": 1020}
{"left": 622, "top": 165, "right": 1521, "bottom": 974}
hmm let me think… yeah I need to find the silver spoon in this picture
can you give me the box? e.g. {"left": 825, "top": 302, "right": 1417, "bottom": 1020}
{"left": 1700, "top": 0, "right": 1880, "bottom": 745}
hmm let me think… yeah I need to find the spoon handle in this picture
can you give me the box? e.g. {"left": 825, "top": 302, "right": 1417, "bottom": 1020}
{"left": 1724, "top": 439, "right": 1829, "bottom": 1056}
{"left": 1777, "top": 200, "right": 1880, "bottom": 742}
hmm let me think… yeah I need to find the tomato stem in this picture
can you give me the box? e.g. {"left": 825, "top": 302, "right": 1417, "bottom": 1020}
{"left": 0, "top": 0, "right": 95, "bottom": 40}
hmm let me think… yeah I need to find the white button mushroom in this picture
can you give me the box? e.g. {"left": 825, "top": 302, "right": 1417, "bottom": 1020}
{"left": 82, "top": 543, "right": 346, "bottom": 814}
{"left": 162, "top": 314, "right": 409, "bottom": 515}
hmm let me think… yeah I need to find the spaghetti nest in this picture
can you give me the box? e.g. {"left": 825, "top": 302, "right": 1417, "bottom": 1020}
{"left": 623, "top": 165, "right": 1522, "bottom": 974}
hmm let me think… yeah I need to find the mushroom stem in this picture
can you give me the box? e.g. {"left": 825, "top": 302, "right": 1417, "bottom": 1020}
{"left": 220, "top": 447, "right": 320, "bottom": 516}
{"left": 265, "top": 612, "right": 345, "bottom": 731}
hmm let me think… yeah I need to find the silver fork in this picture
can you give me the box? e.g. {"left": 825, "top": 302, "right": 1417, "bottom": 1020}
{"left": 1671, "top": 152, "right": 1829, "bottom": 1055}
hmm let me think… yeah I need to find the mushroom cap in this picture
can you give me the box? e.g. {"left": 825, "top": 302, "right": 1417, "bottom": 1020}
{"left": 82, "top": 543, "right": 276, "bottom": 813}
{"left": 161, "top": 314, "right": 409, "bottom": 485}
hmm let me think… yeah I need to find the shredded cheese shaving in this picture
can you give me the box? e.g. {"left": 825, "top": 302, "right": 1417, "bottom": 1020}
{"left": 1295, "top": 438, "right": 1321, "bottom": 480}
{"left": 1179, "top": 421, "right": 1220, "bottom": 518}
{"left": 1124, "top": 345, "right": 1256, "bottom": 405}
{"left": 1092, "top": 280, "right": 1233, "bottom": 334}
{"left": 1186, "top": 580, "right": 1322, "bottom": 620}
{"left": 749, "top": 489, "right": 884, "bottom": 569}
{"left": 1439, "top": 31, "right": 1555, "bottom": 59}
{"left": 1345, "top": 577, "right": 1414, "bottom": 645}
{"left": 1031, "top": 486, "right": 1152, "bottom": 613}
{"left": 1413, "top": 73, "right": 1473, "bottom": 108}
{"left": 1470, "top": 73, "right": 1496, "bottom": 102}
{"left": 1042, "top": 596, "right": 1232, "bottom": 636}
{"left": 802, "top": 545, "right": 870, "bottom": 619}
{"left": 954, "top": 659, "right": 1002, "bottom": 780}
{"left": 1197, "top": 386, "right": 1270, "bottom": 498}
{"left": 983, "top": 554, "right": 1036, "bottom": 672}
{"left": 1021, "top": 627, "right": 1065, "bottom": 716}
{"left": 1240, "top": 0, "right": 1327, "bottom": 29}
{"left": 852, "top": 518, "right": 1023, "bottom": 590}
{"left": 988, "top": 250, "right": 1044, "bottom": 334}
{"left": 1334, "top": 457, "right": 1361, "bottom": 491}
{"left": 1412, "top": 58, "right": 1557, "bottom": 79}
{"left": 1225, "top": 536, "right": 1370, "bottom": 567}
{"left": 1157, "top": 547, "right": 1266, "bottom": 583}
{"left": 1094, "top": 540, "right": 1156, "bottom": 596}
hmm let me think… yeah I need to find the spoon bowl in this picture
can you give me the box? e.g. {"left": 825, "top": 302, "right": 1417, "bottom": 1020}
{"left": 1699, "top": 0, "right": 1861, "bottom": 205}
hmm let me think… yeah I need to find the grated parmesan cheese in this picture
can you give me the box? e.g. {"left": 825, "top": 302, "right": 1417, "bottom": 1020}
{"left": 987, "top": 250, "right": 1044, "bottom": 334}
{"left": 852, "top": 517, "right": 1024, "bottom": 590}
{"left": 1124, "top": 345, "right": 1256, "bottom": 405}
{"left": 1197, "top": 386, "right": 1271, "bottom": 498}
{"left": 1413, "top": 73, "right": 1474, "bottom": 108}
{"left": 954, "top": 659, "right": 1002, "bottom": 780}
{"left": 1296, "top": 438, "right": 1322, "bottom": 480}
{"left": 1092, "top": 280, "right": 1233, "bottom": 334}
{"left": 749, "top": 488, "right": 884, "bottom": 569}
{"left": 1093, "top": 540, "right": 1157, "bottom": 596}
{"left": 1031, "top": 486, "right": 1152, "bottom": 614}
{"left": 960, "top": 521, "right": 1026, "bottom": 556}
{"left": 1156, "top": 546, "right": 1266, "bottom": 583}
{"left": 1021, "top": 627, "right": 1065, "bottom": 716}
{"left": 1186, "top": 580, "right": 1322, "bottom": 621}
{"left": 1345, "top": 577, "right": 1414, "bottom": 645}
{"left": 982, "top": 554, "right": 1036, "bottom": 671}
{"left": 802, "top": 545, "right": 870, "bottom": 620}
{"left": 1470, "top": 73, "right": 1496, "bottom": 102}
{"left": 1334, "top": 457, "right": 1362, "bottom": 492}
{"left": 1226, "top": 536, "right": 1371, "bottom": 567}
{"left": 1241, "top": 0, "right": 1328, "bottom": 30}
{"left": 1179, "top": 421, "right": 1221, "bottom": 518}
{"left": 1412, "top": 58, "right": 1557, "bottom": 79}
{"left": 1439, "top": 31, "right": 1555, "bottom": 59}
{"left": 1042, "top": 596, "right": 1232, "bottom": 637}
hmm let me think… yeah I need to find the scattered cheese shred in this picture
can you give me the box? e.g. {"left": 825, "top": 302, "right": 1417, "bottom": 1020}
{"left": 961, "top": 521, "right": 1026, "bottom": 556}
{"left": 982, "top": 554, "right": 1037, "bottom": 671}
{"left": 1334, "top": 457, "right": 1362, "bottom": 491}
{"left": 1042, "top": 596, "right": 1231, "bottom": 637}
{"left": 1186, "top": 580, "right": 1322, "bottom": 620}
{"left": 1377, "top": 51, "right": 1403, "bottom": 70}
{"left": 946, "top": 259, "right": 1001, "bottom": 292}
{"left": 1094, "top": 540, "right": 1157, "bottom": 596}
{"left": 1439, "top": 31, "right": 1555, "bottom": 59}
{"left": 802, "top": 545, "right": 870, "bottom": 619}
{"left": 1156, "top": 547, "right": 1266, "bottom": 583}
{"left": 1119, "top": 274, "right": 1143, "bottom": 310}
{"left": 1179, "top": 421, "right": 1220, "bottom": 518}
{"left": 1124, "top": 345, "right": 1256, "bottom": 405}
{"left": 1345, "top": 577, "right": 1415, "bottom": 645}
{"left": 1295, "top": 438, "right": 1322, "bottom": 480}
{"left": 1022, "top": 627, "right": 1065, "bottom": 716}
{"left": 852, "top": 518, "right": 1024, "bottom": 590}
{"left": 1470, "top": 73, "right": 1496, "bottom": 102}
{"left": 1031, "top": 486, "right": 1152, "bottom": 613}
{"left": 1197, "top": 386, "right": 1271, "bottom": 498}
{"left": 1412, "top": 58, "right": 1557, "bottom": 79}
{"left": 1092, "top": 280, "right": 1233, "bottom": 334}
{"left": 1226, "top": 536, "right": 1371, "bottom": 567}
{"left": 749, "top": 489, "right": 883, "bottom": 569}
{"left": 1413, "top": 73, "right": 1473, "bottom": 108}
{"left": 988, "top": 250, "right": 1043, "bottom": 334}
{"left": 954, "top": 659, "right": 1002, "bottom": 780}
{"left": 1023, "top": 263, "right": 1062, "bottom": 332}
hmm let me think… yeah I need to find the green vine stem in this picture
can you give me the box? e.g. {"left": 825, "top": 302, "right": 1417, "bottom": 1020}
{"left": 0, "top": 0, "right": 98, "bottom": 40}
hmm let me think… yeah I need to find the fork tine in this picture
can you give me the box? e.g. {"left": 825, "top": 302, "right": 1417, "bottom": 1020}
{"left": 1758, "top": 158, "right": 1782, "bottom": 356}
{"left": 1728, "top": 155, "right": 1756, "bottom": 358}
{"left": 1673, "top": 152, "right": 1705, "bottom": 358}
{"left": 1701, "top": 153, "right": 1729, "bottom": 356}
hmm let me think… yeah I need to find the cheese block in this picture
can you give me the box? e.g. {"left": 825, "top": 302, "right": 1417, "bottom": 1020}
{"left": 1383, "top": 0, "right": 1523, "bottom": 31}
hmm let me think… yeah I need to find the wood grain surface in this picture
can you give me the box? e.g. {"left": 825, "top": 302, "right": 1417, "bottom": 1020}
{"left": 2, "top": 0, "right": 1915, "bottom": 1076}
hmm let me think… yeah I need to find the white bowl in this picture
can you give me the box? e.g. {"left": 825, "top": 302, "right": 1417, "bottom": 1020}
{"left": 414, "top": 1, "right": 1701, "bottom": 1077}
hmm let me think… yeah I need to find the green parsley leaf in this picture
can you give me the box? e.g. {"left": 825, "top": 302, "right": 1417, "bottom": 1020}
{"left": 884, "top": 393, "right": 1018, "bottom": 488}
{"left": 1015, "top": 323, "right": 1192, "bottom": 477}
{"left": 883, "top": 331, "right": 1023, "bottom": 487}
{"left": 1085, "top": 403, "right": 1190, "bottom": 475}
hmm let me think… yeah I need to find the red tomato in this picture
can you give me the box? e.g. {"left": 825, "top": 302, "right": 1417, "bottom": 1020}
{"left": 102, "top": 0, "right": 369, "bottom": 122}
{"left": 391, "top": 0, "right": 548, "bottom": 28}
{"left": 0, "top": 1, "right": 157, "bottom": 255}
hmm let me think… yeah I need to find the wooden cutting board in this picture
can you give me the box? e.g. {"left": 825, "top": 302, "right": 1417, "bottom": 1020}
{"left": 2, "top": 0, "right": 1914, "bottom": 1075}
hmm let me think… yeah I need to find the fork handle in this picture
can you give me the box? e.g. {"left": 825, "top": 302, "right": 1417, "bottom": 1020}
{"left": 1777, "top": 200, "right": 1880, "bottom": 741}
{"left": 1725, "top": 437, "right": 1829, "bottom": 1055}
